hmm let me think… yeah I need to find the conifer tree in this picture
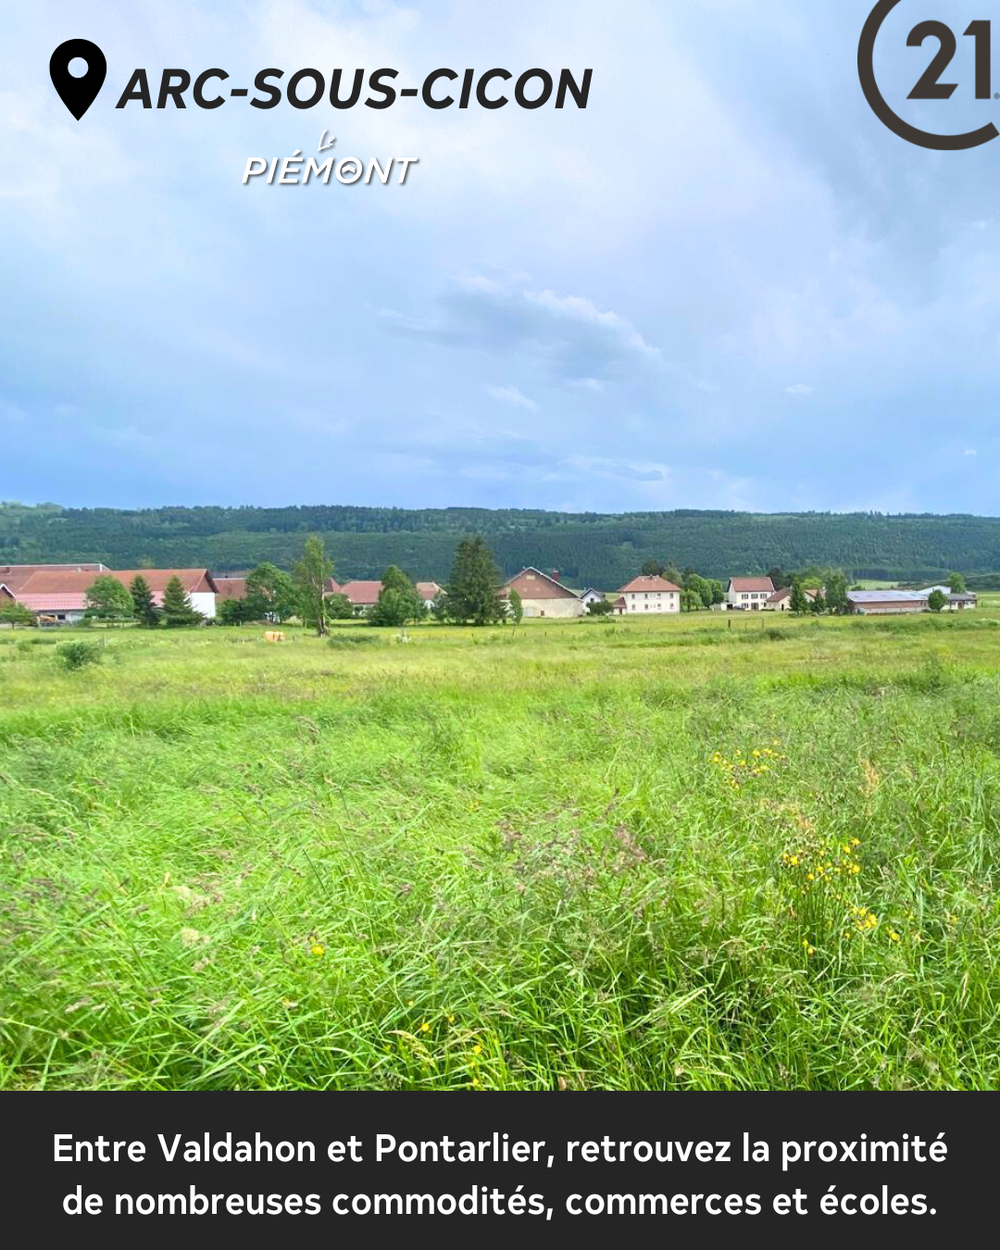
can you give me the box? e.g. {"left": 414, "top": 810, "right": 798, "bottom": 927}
{"left": 129, "top": 575, "right": 160, "bottom": 627}
{"left": 161, "top": 576, "right": 203, "bottom": 627}
{"left": 446, "top": 536, "right": 504, "bottom": 625}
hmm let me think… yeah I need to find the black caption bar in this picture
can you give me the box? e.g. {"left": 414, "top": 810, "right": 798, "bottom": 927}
{"left": 0, "top": 1092, "right": 989, "bottom": 1239}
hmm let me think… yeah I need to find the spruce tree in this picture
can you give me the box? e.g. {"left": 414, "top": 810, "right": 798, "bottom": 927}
{"left": 161, "top": 576, "right": 203, "bottom": 627}
{"left": 446, "top": 536, "right": 503, "bottom": 625}
{"left": 129, "top": 575, "right": 160, "bottom": 627}
{"left": 789, "top": 579, "right": 808, "bottom": 614}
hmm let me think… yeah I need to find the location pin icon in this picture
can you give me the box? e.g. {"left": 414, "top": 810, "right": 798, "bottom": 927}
{"left": 50, "top": 39, "right": 107, "bottom": 120}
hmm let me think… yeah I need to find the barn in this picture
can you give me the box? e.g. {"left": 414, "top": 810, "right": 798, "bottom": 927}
{"left": 503, "top": 568, "right": 585, "bottom": 618}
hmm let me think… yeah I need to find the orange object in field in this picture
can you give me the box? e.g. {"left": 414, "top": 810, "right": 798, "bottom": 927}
{"left": 264, "top": 631, "right": 286, "bottom": 642}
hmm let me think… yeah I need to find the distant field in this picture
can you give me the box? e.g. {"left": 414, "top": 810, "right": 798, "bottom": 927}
{"left": 3, "top": 608, "right": 1000, "bottom": 1090}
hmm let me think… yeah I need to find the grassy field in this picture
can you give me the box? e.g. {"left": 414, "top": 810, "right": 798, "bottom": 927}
{"left": 3, "top": 605, "right": 1000, "bottom": 1091}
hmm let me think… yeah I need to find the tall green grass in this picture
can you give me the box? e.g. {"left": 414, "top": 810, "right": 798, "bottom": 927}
{"left": 2, "top": 612, "right": 1000, "bottom": 1088}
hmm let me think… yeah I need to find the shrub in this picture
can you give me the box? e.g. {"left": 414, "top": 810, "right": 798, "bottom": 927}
{"left": 57, "top": 641, "right": 103, "bottom": 671}
{"left": 327, "top": 633, "right": 380, "bottom": 648}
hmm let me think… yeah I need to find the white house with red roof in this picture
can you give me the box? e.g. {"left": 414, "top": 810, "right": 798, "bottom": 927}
{"left": 617, "top": 574, "right": 681, "bottom": 614}
{"left": 764, "top": 585, "right": 824, "bottom": 612}
{"left": 8, "top": 567, "right": 219, "bottom": 623}
{"left": 726, "top": 576, "right": 775, "bottom": 610}
{"left": 337, "top": 579, "right": 442, "bottom": 615}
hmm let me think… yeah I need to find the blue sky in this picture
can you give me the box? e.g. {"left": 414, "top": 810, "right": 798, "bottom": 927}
{"left": 2, "top": 0, "right": 1000, "bottom": 513}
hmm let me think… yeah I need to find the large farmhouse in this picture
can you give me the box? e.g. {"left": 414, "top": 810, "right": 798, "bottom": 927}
{"left": 726, "top": 577, "right": 774, "bottom": 610}
{"left": 113, "top": 570, "right": 219, "bottom": 619}
{"left": 503, "top": 568, "right": 585, "bottom": 618}
{"left": 1, "top": 566, "right": 219, "bottom": 624}
{"left": 617, "top": 574, "right": 681, "bottom": 614}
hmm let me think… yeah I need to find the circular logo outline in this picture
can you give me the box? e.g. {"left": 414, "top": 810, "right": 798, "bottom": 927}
{"left": 858, "top": 0, "right": 998, "bottom": 149}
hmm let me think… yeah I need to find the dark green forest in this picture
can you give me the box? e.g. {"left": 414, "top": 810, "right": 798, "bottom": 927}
{"left": 3, "top": 501, "right": 1000, "bottom": 587}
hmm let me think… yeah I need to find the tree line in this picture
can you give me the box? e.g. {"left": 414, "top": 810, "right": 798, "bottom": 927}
{"left": 0, "top": 539, "right": 974, "bottom": 632}
{"left": 5, "top": 502, "right": 1000, "bottom": 585}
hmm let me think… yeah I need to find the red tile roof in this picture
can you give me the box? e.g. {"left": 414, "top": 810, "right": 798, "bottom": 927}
{"left": 339, "top": 580, "right": 383, "bottom": 605}
{"left": 214, "top": 577, "right": 248, "bottom": 601}
{"left": 0, "top": 563, "right": 107, "bottom": 591}
{"left": 415, "top": 582, "right": 442, "bottom": 600}
{"left": 16, "top": 592, "right": 90, "bottom": 612}
{"left": 504, "top": 568, "right": 580, "bottom": 600}
{"left": 619, "top": 575, "right": 682, "bottom": 594}
{"left": 113, "top": 569, "right": 217, "bottom": 595}
{"left": 729, "top": 577, "right": 775, "bottom": 593}
{"left": 11, "top": 568, "right": 217, "bottom": 611}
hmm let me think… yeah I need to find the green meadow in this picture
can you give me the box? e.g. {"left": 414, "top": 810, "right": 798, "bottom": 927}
{"left": 3, "top": 605, "right": 1000, "bottom": 1090}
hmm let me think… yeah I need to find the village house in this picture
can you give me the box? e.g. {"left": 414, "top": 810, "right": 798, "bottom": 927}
{"left": 213, "top": 576, "right": 249, "bottom": 606}
{"left": 5, "top": 567, "right": 220, "bottom": 623}
{"left": 6, "top": 569, "right": 110, "bottom": 624}
{"left": 725, "top": 576, "right": 774, "bottom": 610}
{"left": 113, "top": 570, "right": 219, "bottom": 619}
{"left": 337, "top": 581, "right": 382, "bottom": 615}
{"left": 503, "top": 568, "right": 585, "bottom": 618}
{"left": 416, "top": 582, "right": 443, "bottom": 609}
{"left": 617, "top": 574, "right": 681, "bottom": 614}
{"left": 336, "top": 579, "right": 440, "bottom": 614}
{"left": 764, "top": 585, "right": 824, "bottom": 612}
{"left": 578, "top": 588, "right": 607, "bottom": 610}
{"left": 917, "top": 586, "right": 978, "bottom": 611}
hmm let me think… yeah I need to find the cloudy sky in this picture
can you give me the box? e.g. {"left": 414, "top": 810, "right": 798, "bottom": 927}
{"left": 3, "top": 0, "right": 1000, "bottom": 514}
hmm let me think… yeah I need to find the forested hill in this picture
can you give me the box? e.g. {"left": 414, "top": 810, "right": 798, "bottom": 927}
{"left": 3, "top": 502, "right": 1000, "bottom": 586}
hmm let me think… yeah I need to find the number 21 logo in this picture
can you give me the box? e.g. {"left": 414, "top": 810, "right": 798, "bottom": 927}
{"left": 858, "top": 0, "right": 999, "bottom": 149}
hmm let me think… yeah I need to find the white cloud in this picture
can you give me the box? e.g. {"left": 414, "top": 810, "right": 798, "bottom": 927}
{"left": 486, "top": 384, "right": 540, "bottom": 413}
{"left": 784, "top": 384, "right": 815, "bottom": 396}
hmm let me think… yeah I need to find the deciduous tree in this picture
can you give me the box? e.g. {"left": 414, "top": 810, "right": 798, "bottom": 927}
{"left": 293, "top": 537, "right": 335, "bottom": 636}
{"left": 246, "top": 562, "right": 299, "bottom": 622}
{"left": 0, "top": 600, "right": 34, "bottom": 628}
{"left": 85, "top": 575, "right": 133, "bottom": 625}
